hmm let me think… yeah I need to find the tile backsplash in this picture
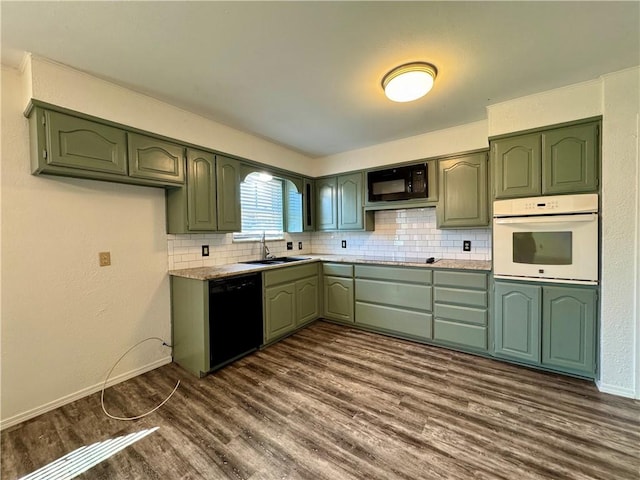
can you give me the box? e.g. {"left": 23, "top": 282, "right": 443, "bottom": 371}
{"left": 167, "top": 208, "right": 491, "bottom": 270}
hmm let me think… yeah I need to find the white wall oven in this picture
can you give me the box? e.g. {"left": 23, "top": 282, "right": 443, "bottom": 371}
{"left": 493, "top": 194, "right": 599, "bottom": 285}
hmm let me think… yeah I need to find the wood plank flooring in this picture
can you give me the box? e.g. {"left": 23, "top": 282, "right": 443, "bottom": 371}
{"left": 2, "top": 321, "right": 639, "bottom": 479}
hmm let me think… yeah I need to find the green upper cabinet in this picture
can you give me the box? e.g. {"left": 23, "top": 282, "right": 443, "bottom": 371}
{"left": 542, "top": 286, "right": 596, "bottom": 376}
{"left": 31, "top": 108, "right": 128, "bottom": 178}
{"left": 494, "top": 281, "right": 541, "bottom": 363}
{"left": 28, "top": 105, "right": 186, "bottom": 187}
{"left": 186, "top": 149, "right": 217, "bottom": 231}
{"left": 216, "top": 156, "right": 242, "bottom": 232}
{"left": 542, "top": 123, "right": 599, "bottom": 195}
{"left": 492, "top": 119, "right": 599, "bottom": 199}
{"left": 316, "top": 173, "right": 373, "bottom": 232}
{"left": 128, "top": 132, "right": 185, "bottom": 185}
{"left": 436, "top": 152, "right": 488, "bottom": 228}
{"left": 166, "top": 148, "right": 217, "bottom": 233}
{"left": 316, "top": 177, "right": 338, "bottom": 231}
{"left": 303, "top": 178, "right": 315, "bottom": 232}
{"left": 337, "top": 172, "right": 364, "bottom": 230}
{"left": 493, "top": 133, "right": 541, "bottom": 198}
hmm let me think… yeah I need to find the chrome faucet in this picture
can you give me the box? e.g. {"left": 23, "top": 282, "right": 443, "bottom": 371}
{"left": 261, "top": 231, "right": 275, "bottom": 260}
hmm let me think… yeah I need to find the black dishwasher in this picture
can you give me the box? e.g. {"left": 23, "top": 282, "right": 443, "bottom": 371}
{"left": 209, "top": 273, "right": 262, "bottom": 370}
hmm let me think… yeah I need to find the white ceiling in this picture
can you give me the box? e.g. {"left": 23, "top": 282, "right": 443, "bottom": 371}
{"left": 2, "top": 2, "right": 639, "bottom": 158}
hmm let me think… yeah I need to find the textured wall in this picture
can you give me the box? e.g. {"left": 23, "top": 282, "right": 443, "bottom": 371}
{"left": 600, "top": 67, "right": 640, "bottom": 398}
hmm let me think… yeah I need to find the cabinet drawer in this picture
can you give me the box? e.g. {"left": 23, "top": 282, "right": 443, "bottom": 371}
{"left": 434, "top": 287, "right": 487, "bottom": 308}
{"left": 356, "top": 279, "right": 431, "bottom": 311}
{"left": 433, "top": 319, "right": 487, "bottom": 350}
{"left": 323, "top": 263, "right": 353, "bottom": 277}
{"left": 264, "top": 263, "right": 318, "bottom": 287}
{"left": 356, "top": 302, "right": 432, "bottom": 339}
{"left": 434, "top": 304, "right": 487, "bottom": 326}
{"left": 355, "top": 265, "right": 432, "bottom": 284}
{"left": 434, "top": 270, "right": 487, "bottom": 289}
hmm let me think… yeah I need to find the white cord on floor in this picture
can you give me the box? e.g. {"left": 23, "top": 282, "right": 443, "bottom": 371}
{"left": 101, "top": 336, "right": 180, "bottom": 421}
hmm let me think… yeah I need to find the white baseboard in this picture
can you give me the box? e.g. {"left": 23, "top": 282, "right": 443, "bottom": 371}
{"left": 1, "top": 356, "right": 173, "bottom": 431}
{"left": 595, "top": 380, "right": 637, "bottom": 399}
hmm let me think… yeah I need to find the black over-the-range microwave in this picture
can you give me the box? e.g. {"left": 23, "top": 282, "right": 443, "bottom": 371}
{"left": 367, "top": 164, "right": 428, "bottom": 202}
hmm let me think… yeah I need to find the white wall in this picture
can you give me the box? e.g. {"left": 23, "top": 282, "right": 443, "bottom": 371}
{"left": 0, "top": 56, "right": 315, "bottom": 429}
{"left": 313, "top": 120, "right": 488, "bottom": 177}
{"left": 600, "top": 68, "right": 640, "bottom": 398}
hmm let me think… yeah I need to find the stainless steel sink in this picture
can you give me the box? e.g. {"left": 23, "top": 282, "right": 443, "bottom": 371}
{"left": 240, "top": 256, "right": 311, "bottom": 265}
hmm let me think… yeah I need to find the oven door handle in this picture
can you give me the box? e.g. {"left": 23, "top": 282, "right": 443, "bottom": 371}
{"left": 494, "top": 213, "right": 597, "bottom": 225}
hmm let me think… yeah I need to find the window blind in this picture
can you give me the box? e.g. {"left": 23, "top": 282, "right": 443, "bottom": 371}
{"left": 235, "top": 174, "right": 284, "bottom": 240}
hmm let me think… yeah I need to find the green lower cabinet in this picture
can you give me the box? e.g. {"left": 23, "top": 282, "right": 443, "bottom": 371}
{"left": 323, "top": 276, "right": 354, "bottom": 323}
{"left": 542, "top": 286, "right": 596, "bottom": 376}
{"left": 493, "top": 280, "right": 597, "bottom": 378}
{"left": 170, "top": 276, "right": 210, "bottom": 377}
{"left": 432, "top": 271, "right": 489, "bottom": 351}
{"left": 354, "top": 265, "right": 433, "bottom": 340}
{"left": 494, "top": 282, "right": 541, "bottom": 363}
{"left": 264, "top": 283, "right": 297, "bottom": 342}
{"left": 264, "top": 264, "right": 321, "bottom": 342}
{"left": 296, "top": 276, "right": 320, "bottom": 326}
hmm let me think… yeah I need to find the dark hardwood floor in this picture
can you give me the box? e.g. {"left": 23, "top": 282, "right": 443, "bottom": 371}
{"left": 2, "top": 321, "right": 639, "bottom": 479}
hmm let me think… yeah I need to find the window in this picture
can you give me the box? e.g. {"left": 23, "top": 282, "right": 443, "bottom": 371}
{"left": 234, "top": 172, "right": 285, "bottom": 241}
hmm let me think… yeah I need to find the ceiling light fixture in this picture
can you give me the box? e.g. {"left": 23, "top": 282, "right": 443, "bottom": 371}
{"left": 382, "top": 62, "right": 438, "bottom": 103}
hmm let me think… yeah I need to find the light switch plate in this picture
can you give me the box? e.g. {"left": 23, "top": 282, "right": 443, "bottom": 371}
{"left": 99, "top": 252, "right": 111, "bottom": 266}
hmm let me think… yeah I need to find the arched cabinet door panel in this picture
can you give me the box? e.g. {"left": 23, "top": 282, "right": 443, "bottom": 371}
{"left": 46, "top": 110, "right": 128, "bottom": 175}
{"left": 437, "top": 153, "right": 488, "bottom": 228}
{"left": 542, "top": 123, "right": 598, "bottom": 195}
{"left": 128, "top": 132, "right": 184, "bottom": 184}
{"left": 494, "top": 282, "right": 541, "bottom": 363}
{"left": 542, "top": 286, "right": 596, "bottom": 375}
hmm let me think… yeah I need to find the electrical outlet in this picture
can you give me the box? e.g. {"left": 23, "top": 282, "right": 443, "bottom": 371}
{"left": 463, "top": 240, "right": 471, "bottom": 252}
{"left": 287, "top": 242, "right": 293, "bottom": 250}
{"left": 298, "top": 241, "right": 303, "bottom": 250}
{"left": 99, "top": 251, "right": 111, "bottom": 267}
{"left": 341, "top": 240, "right": 347, "bottom": 248}
{"left": 202, "top": 245, "right": 209, "bottom": 257}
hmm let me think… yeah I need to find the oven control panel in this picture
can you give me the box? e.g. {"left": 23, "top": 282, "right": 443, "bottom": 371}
{"left": 494, "top": 193, "right": 598, "bottom": 216}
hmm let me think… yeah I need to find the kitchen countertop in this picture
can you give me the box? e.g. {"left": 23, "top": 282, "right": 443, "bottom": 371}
{"left": 169, "top": 255, "right": 491, "bottom": 281}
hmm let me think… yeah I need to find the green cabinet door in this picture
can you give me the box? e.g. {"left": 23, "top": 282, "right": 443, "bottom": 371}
{"left": 542, "top": 123, "right": 599, "bottom": 195}
{"left": 216, "top": 156, "right": 242, "bottom": 232}
{"left": 542, "top": 286, "right": 596, "bottom": 376}
{"left": 324, "top": 276, "right": 354, "bottom": 323}
{"left": 128, "top": 132, "right": 185, "bottom": 184}
{"left": 296, "top": 276, "right": 320, "bottom": 326}
{"left": 316, "top": 177, "right": 338, "bottom": 231}
{"left": 265, "top": 283, "right": 297, "bottom": 342}
{"left": 437, "top": 153, "right": 488, "bottom": 228}
{"left": 43, "top": 109, "right": 128, "bottom": 175}
{"left": 493, "top": 133, "right": 542, "bottom": 199}
{"left": 303, "top": 178, "right": 315, "bottom": 232}
{"left": 494, "top": 282, "right": 541, "bottom": 363}
{"left": 337, "top": 172, "right": 364, "bottom": 230}
{"left": 187, "top": 149, "right": 217, "bottom": 231}
{"left": 166, "top": 148, "right": 217, "bottom": 233}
